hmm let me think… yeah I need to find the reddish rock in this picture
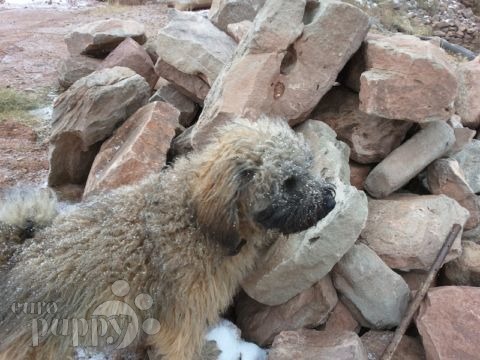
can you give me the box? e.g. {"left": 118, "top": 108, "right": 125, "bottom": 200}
{"left": 427, "top": 158, "right": 480, "bottom": 230}
{"left": 358, "top": 34, "right": 458, "bottom": 122}
{"left": 191, "top": 0, "right": 369, "bottom": 147}
{"left": 360, "top": 194, "right": 469, "bottom": 271}
{"left": 401, "top": 271, "right": 433, "bottom": 294}
{"left": 236, "top": 276, "right": 337, "bottom": 346}
{"left": 361, "top": 330, "right": 425, "bottom": 360}
{"left": 269, "top": 330, "right": 368, "bottom": 360}
{"left": 311, "top": 86, "right": 412, "bottom": 164}
{"left": 83, "top": 102, "right": 181, "bottom": 197}
{"left": 99, "top": 38, "right": 158, "bottom": 89}
{"left": 324, "top": 301, "right": 360, "bottom": 334}
{"left": 456, "top": 56, "right": 480, "bottom": 129}
{"left": 444, "top": 241, "right": 480, "bottom": 286}
{"left": 65, "top": 19, "right": 146, "bottom": 58}
{"left": 349, "top": 162, "right": 371, "bottom": 191}
{"left": 415, "top": 286, "right": 480, "bottom": 360}
{"left": 226, "top": 20, "right": 252, "bottom": 43}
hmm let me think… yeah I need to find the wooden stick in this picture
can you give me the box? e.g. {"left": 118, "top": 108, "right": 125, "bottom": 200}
{"left": 380, "top": 223, "right": 462, "bottom": 360}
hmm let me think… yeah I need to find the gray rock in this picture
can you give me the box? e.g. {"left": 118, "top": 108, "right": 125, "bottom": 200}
{"left": 153, "top": 10, "right": 236, "bottom": 87}
{"left": 236, "top": 276, "right": 337, "bottom": 346}
{"left": 453, "top": 139, "right": 480, "bottom": 193}
{"left": 364, "top": 121, "right": 455, "bottom": 198}
{"left": 57, "top": 55, "right": 101, "bottom": 89}
{"left": 332, "top": 243, "right": 410, "bottom": 329}
{"left": 65, "top": 19, "right": 146, "bottom": 58}
{"left": 360, "top": 194, "right": 469, "bottom": 271}
{"left": 191, "top": 0, "right": 370, "bottom": 148}
{"left": 48, "top": 67, "right": 150, "bottom": 186}
{"left": 209, "top": 0, "right": 265, "bottom": 32}
{"left": 150, "top": 78, "right": 198, "bottom": 127}
{"left": 311, "top": 86, "right": 412, "bottom": 164}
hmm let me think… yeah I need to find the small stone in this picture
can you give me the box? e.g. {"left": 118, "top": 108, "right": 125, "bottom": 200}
{"left": 453, "top": 139, "right": 480, "bottom": 193}
{"left": 209, "top": 0, "right": 265, "bottom": 32}
{"left": 324, "top": 300, "right": 360, "bottom": 334}
{"left": 444, "top": 241, "right": 480, "bottom": 286}
{"left": 226, "top": 20, "right": 253, "bottom": 43}
{"left": 349, "top": 161, "right": 371, "bottom": 191}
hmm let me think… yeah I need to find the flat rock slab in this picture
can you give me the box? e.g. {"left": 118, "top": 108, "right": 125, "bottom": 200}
{"left": 360, "top": 194, "right": 469, "bottom": 271}
{"left": 453, "top": 139, "right": 480, "bottom": 193}
{"left": 65, "top": 19, "right": 146, "bottom": 58}
{"left": 312, "top": 86, "right": 412, "bottom": 164}
{"left": 361, "top": 330, "right": 425, "bottom": 360}
{"left": 242, "top": 181, "right": 367, "bottom": 305}
{"left": 364, "top": 121, "right": 455, "bottom": 198}
{"left": 415, "top": 286, "right": 480, "bottom": 360}
{"left": 191, "top": 0, "right": 369, "bottom": 148}
{"left": 48, "top": 67, "right": 150, "bottom": 187}
{"left": 269, "top": 330, "right": 368, "bottom": 360}
{"left": 444, "top": 241, "right": 480, "bottom": 286}
{"left": 153, "top": 10, "right": 236, "bottom": 87}
{"left": 455, "top": 55, "right": 480, "bottom": 129}
{"left": 333, "top": 243, "right": 410, "bottom": 329}
{"left": 236, "top": 276, "right": 337, "bottom": 346}
{"left": 57, "top": 55, "right": 101, "bottom": 89}
{"left": 99, "top": 37, "right": 158, "bottom": 89}
{"left": 209, "top": 0, "right": 265, "bottom": 32}
{"left": 83, "top": 102, "right": 181, "bottom": 198}
{"left": 358, "top": 33, "right": 457, "bottom": 122}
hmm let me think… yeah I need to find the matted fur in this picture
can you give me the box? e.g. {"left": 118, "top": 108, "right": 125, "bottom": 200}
{"left": 0, "top": 117, "right": 335, "bottom": 360}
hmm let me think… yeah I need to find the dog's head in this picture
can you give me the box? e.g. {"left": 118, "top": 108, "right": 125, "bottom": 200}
{"left": 191, "top": 117, "right": 336, "bottom": 256}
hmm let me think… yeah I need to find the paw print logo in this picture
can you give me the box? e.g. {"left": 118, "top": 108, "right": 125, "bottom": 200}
{"left": 92, "top": 280, "right": 160, "bottom": 349}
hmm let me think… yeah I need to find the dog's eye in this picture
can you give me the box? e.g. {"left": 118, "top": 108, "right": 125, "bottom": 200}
{"left": 283, "top": 176, "right": 297, "bottom": 190}
{"left": 240, "top": 169, "right": 255, "bottom": 182}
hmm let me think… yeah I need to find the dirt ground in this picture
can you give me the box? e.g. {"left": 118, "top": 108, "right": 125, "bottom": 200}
{"left": 0, "top": 2, "right": 170, "bottom": 190}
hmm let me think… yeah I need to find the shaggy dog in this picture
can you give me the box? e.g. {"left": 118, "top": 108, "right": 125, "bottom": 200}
{"left": 0, "top": 117, "right": 336, "bottom": 360}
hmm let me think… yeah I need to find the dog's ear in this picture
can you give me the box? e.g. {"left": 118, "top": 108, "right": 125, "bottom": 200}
{"left": 192, "top": 159, "right": 245, "bottom": 256}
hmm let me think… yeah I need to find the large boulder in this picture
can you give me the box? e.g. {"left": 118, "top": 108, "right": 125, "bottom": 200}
{"left": 444, "top": 241, "right": 480, "bottom": 286}
{"left": 415, "top": 286, "right": 480, "bottom": 360}
{"left": 235, "top": 276, "right": 337, "bottom": 346}
{"left": 57, "top": 55, "right": 101, "bottom": 89}
{"left": 208, "top": 0, "right": 265, "bottom": 32}
{"left": 455, "top": 55, "right": 480, "bottom": 129}
{"left": 453, "top": 139, "right": 480, "bottom": 193}
{"left": 269, "top": 330, "right": 368, "bottom": 360}
{"left": 191, "top": 0, "right": 370, "bottom": 147}
{"left": 427, "top": 158, "right": 480, "bottom": 230}
{"left": 332, "top": 243, "right": 410, "bottom": 329}
{"left": 357, "top": 34, "right": 458, "bottom": 122}
{"left": 311, "top": 86, "right": 412, "bottom": 164}
{"left": 99, "top": 38, "right": 158, "bottom": 89}
{"left": 360, "top": 194, "right": 469, "bottom": 271}
{"left": 48, "top": 67, "right": 150, "bottom": 187}
{"left": 83, "top": 102, "right": 182, "bottom": 198}
{"left": 153, "top": 10, "right": 236, "bottom": 92}
{"left": 65, "top": 19, "right": 146, "bottom": 58}
{"left": 364, "top": 121, "right": 455, "bottom": 198}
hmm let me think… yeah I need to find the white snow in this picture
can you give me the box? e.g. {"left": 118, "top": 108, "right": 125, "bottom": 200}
{"left": 205, "top": 319, "right": 267, "bottom": 360}
{"left": 1, "top": 0, "right": 95, "bottom": 9}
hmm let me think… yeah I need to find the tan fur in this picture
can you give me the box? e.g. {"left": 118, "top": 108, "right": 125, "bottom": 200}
{"left": 0, "top": 117, "right": 329, "bottom": 359}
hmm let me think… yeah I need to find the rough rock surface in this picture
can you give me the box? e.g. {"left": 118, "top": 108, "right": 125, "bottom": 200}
{"left": 209, "top": 0, "right": 265, "bottom": 32}
{"left": 455, "top": 56, "right": 480, "bottom": 129}
{"left": 445, "top": 126, "right": 476, "bottom": 157}
{"left": 83, "top": 102, "right": 181, "bottom": 198}
{"left": 324, "top": 300, "right": 360, "bottom": 334}
{"left": 444, "top": 241, "right": 480, "bottom": 286}
{"left": 191, "top": 0, "right": 370, "bottom": 147}
{"left": 269, "top": 330, "right": 368, "bottom": 360}
{"left": 358, "top": 34, "right": 458, "bottom": 122}
{"left": 226, "top": 20, "right": 252, "bottom": 43}
{"left": 295, "top": 120, "right": 350, "bottom": 184}
{"left": 349, "top": 162, "right": 371, "bottom": 191}
{"left": 361, "top": 330, "right": 425, "bottom": 360}
{"left": 416, "top": 286, "right": 480, "bottom": 360}
{"left": 427, "top": 158, "right": 480, "bottom": 229}
{"left": 99, "top": 37, "right": 158, "bottom": 89}
{"left": 235, "top": 276, "right": 337, "bottom": 346}
{"left": 453, "top": 139, "right": 480, "bottom": 193}
{"left": 311, "top": 86, "right": 412, "bottom": 164}
{"left": 65, "top": 19, "right": 146, "bottom": 58}
{"left": 401, "top": 271, "right": 432, "bottom": 294}
{"left": 332, "top": 243, "right": 410, "bottom": 329}
{"left": 364, "top": 121, "right": 455, "bottom": 198}
{"left": 57, "top": 55, "right": 101, "bottom": 89}
{"left": 48, "top": 67, "right": 150, "bottom": 186}
{"left": 153, "top": 10, "right": 236, "bottom": 86}
{"left": 150, "top": 78, "right": 198, "bottom": 127}
{"left": 360, "top": 194, "right": 469, "bottom": 271}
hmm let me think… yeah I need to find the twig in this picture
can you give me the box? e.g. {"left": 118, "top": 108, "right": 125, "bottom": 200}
{"left": 380, "top": 223, "right": 463, "bottom": 360}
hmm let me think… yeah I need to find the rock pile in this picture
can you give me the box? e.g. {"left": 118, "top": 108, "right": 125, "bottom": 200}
{"left": 49, "top": 0, "right": 480, "bottom": 358}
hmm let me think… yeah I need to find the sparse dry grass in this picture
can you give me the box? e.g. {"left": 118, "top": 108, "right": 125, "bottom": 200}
{"left": 0, "top": 88, "right": 41, "bottom": 126}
